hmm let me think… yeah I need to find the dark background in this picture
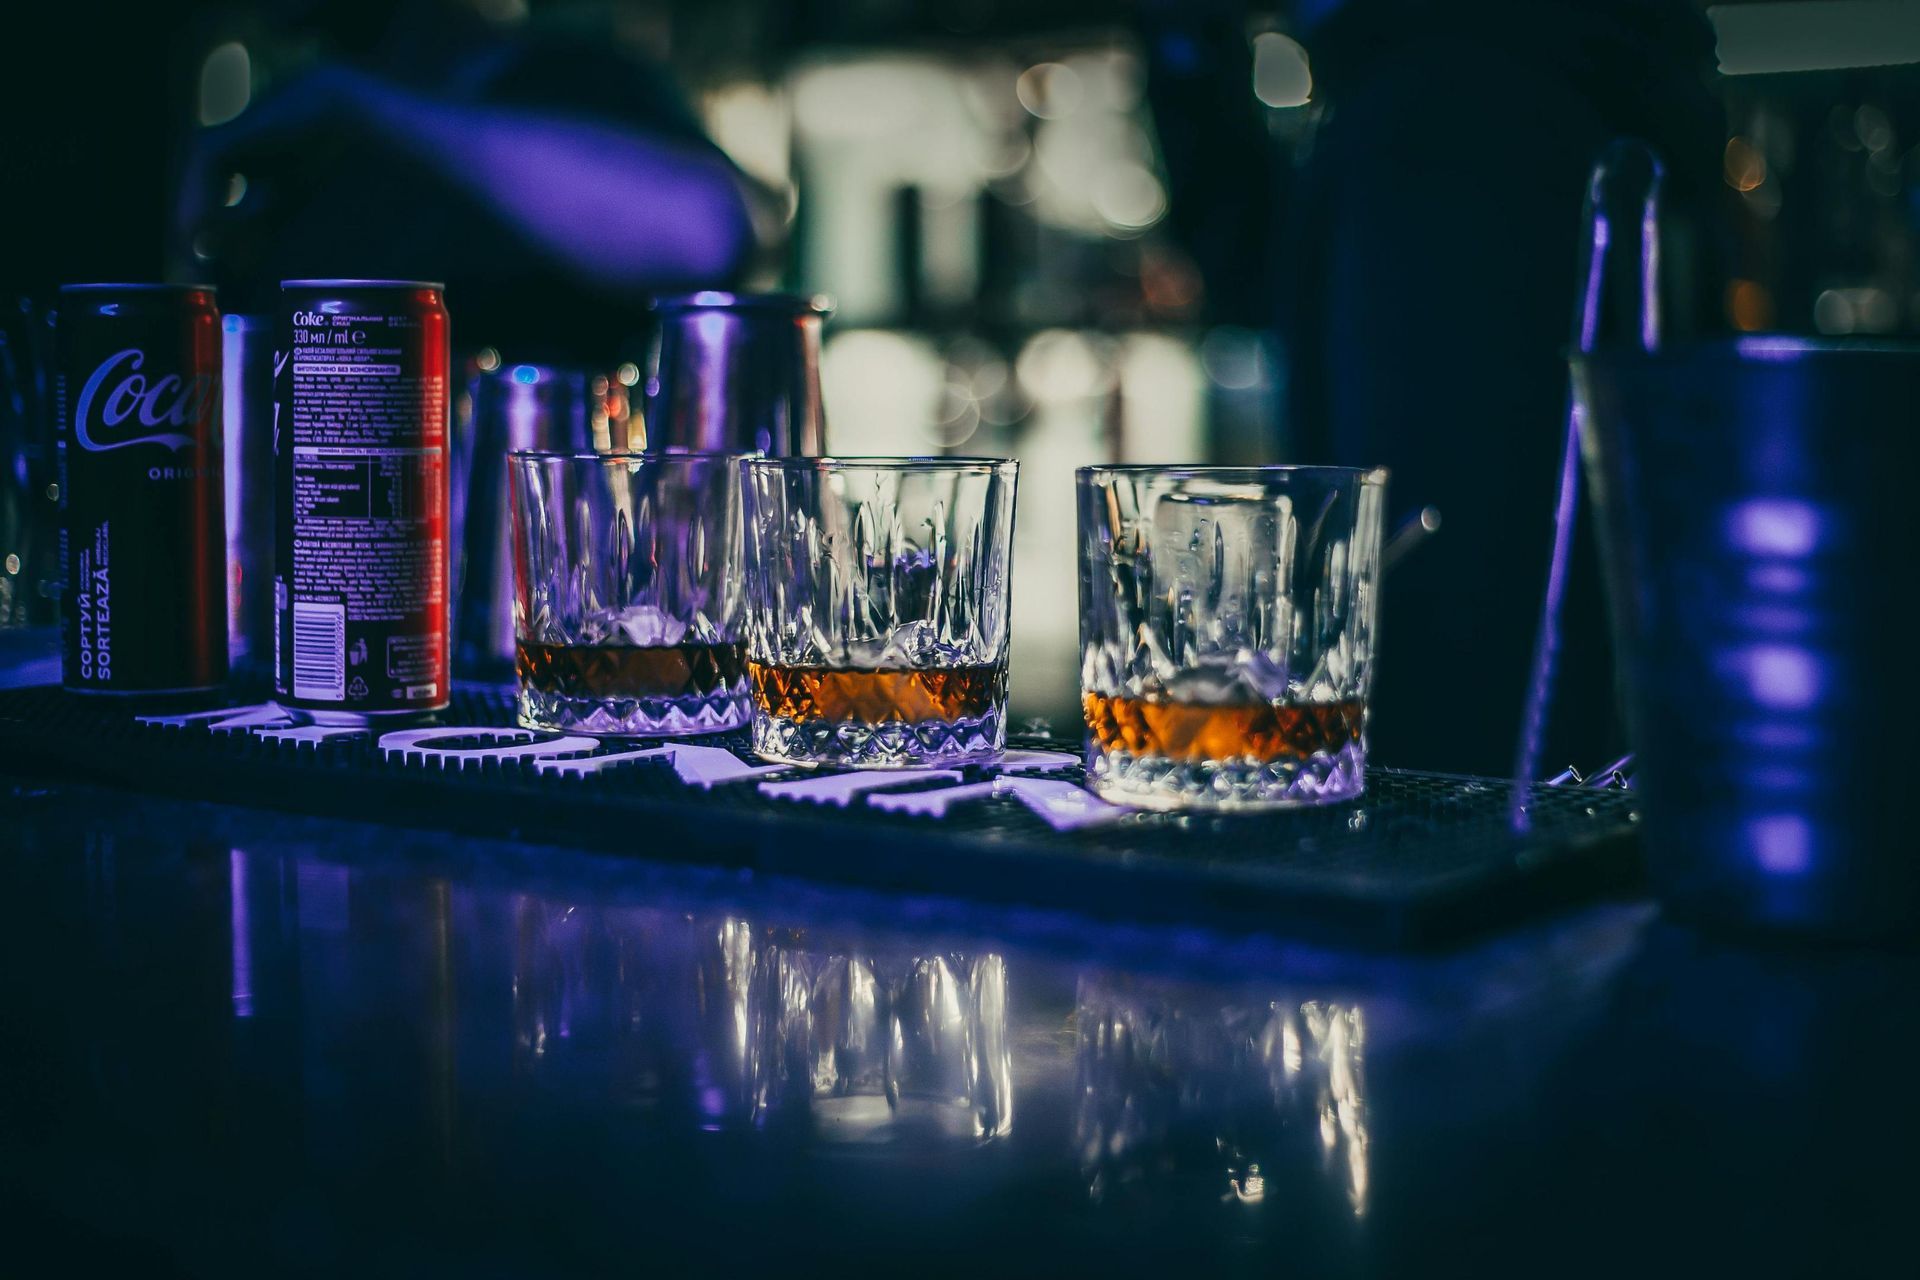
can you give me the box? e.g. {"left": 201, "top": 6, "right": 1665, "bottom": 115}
{"left": 5, "top": 0, "right": 1920, "bottom": 771}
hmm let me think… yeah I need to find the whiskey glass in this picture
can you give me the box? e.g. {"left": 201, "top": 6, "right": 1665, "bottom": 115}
{"left": 1077, "top": 465, "right": 1387, "bottom": 809}
{"left": 739, "top": 456, "right": 1018, "bottom": 768}
{"left": 508, "top": 451, "right": 750, "bottom": 735}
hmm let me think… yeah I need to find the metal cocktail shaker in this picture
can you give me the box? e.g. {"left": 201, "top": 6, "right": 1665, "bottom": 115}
{"left": 644, "top": 292, "right": 830, "bottom": 455}
{"left": 1576, "top": 342, "right": 1920, "bottom": 940}
{"left": 451, "top": 363, "right": 602, "bottom": 677}
{"left": 449, "top": 294, "right": 829, "bottom": 677}
{"left": 1544, "top": 140, "right": 1919, "bottom": 942}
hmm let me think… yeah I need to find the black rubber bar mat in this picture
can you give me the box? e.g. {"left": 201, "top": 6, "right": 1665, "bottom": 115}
{"left": 0, "top": 684, "right": 1642, "bottom": 948}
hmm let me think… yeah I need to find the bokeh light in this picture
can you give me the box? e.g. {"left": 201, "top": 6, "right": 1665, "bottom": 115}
{"left": 1253, "top": 33, "right": 1313, "bottom": 109}
{"left": 1813, "top": 286, "right": 1897, "bottom": 334}
{"left": 1726, "top": 279, "right": 1774, "bottom": 332}
{"left": 1016, "top": 329, "right": 1112, "bottom": 403}
{"left": 1091, "top": 165, "right": 1167, "bottom": 230}
{"left": 1724, "top": 136, "right": 1767, "bottom": 191}
{"left": 198, "top": 42, "right": 250, "bottom": 127}
{"left": 820, "top": 329, "right": 946, "bottom": 454}
{"left": 1016, "top": 63, "right": 1084, "bottom": 119}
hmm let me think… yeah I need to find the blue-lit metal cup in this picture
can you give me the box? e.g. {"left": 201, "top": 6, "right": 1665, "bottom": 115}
{"left": 222, "top": 313, "right": 275, "bottom": 678}
{"left": 452, "top": 362, "right": 605, "bottom": 677}
{"left": 1575, "top": 339, "right": 1920, "bottom": 940}
{"left": 646, "top": 292, "right": 830, "bottom": 455}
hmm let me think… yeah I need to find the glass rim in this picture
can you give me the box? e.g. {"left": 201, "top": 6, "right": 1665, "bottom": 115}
{"left": 280, "top": 278, "right": 445, "bottom": 290}
{"left": 509, "top": 449, "right": 756, "bottom": 463}
{"left": 1077, "top": 463, "right": 1386, "bottom": 482}
{"left": 1573, "top": 335, "right": 1920, "bottom": 362}
{"left": 742, "top": 455, "right": 1017, "bottom": 472}
{"left": 651, "top": 289, "right": 832, "bottom": 315}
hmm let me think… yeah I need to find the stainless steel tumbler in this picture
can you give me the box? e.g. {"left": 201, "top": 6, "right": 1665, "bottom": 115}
{"left": 1575, "top": 339, "right": 1920, "bottom": 940}
{"left": 644, "top": 292, "right": 830, "bottom": 455}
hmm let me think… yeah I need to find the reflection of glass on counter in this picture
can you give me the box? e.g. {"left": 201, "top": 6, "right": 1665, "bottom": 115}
{"left": 1073, "top": 979, "right": 1369, "bottom": 1215}
{"left": 508, "top": 896, "right": 711, "bottom": 1117}
{"left": 507, "top": 900, "right": 1011, "bottom": 1144}
{"left": 718, "top": 922, "right": 1014, "bottom": 1142}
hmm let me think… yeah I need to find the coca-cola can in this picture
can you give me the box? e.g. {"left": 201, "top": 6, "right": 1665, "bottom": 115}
{"left": 274, "top": 280, "right": 450, "bottom": 722}
{"left": 56, "top": 283, "right": 228, "bottom": 697}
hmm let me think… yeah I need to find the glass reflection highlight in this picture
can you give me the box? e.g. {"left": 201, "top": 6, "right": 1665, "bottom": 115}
{"left": 1073, "top": 979, "right": 1370, "bottom": 1216}
{"left": 201, "top": 843, "right": 1402, "bottom": 1246}
{"left": 508, "top": 900, "right": 1014, "bottom": 1143}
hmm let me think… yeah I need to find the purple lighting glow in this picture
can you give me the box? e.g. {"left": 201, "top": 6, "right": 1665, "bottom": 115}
{"left": 1748, "top": 815, "right": 1812, "bottom": 876}
{"left": 1733, "top": 643, "right": 1822, "bottom": 710}
{"left": 693, "top": 309, "right": 736, "bottom": 449}
{"left": 229, "top": 848, "right": 253, "bottom": 1018}
{"left": 1726, "top": 498, "right": 1820, "bottom": 557}
{"left": 1746, "top": 564, "right": 1811, "bottom": 596}
{"left": 1732, "top": 336, "right": 1815, "bottom": 364}
{"left": 267, "top": 70, "right": 757, "bottom": 288}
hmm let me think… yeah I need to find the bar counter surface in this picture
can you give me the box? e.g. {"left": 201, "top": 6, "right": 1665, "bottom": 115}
{"left": 0, "top": 631, "right": 1913, "bottom": 1277}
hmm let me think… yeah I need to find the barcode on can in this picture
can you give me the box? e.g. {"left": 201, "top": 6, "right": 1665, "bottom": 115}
{"left": 291, "top": 602, "right": 346, "bottom": 701}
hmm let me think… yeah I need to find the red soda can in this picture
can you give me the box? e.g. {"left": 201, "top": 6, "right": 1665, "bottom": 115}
{"left": 274, "top": 280, "right": 450, "bottom": 722}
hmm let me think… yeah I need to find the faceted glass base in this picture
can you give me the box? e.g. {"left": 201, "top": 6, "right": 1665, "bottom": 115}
{"left": 1086, "top": 740, "right": 1365, "bottom": 811}
{"left": 517, "top": 681, "right": 749, "bottom": 737}
{"left": 752, "top": 707, "right": 1006, "bottom": 769}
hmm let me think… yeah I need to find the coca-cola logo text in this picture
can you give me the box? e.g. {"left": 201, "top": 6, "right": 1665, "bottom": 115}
{"left": 74, "top": 348, "right": 215, "bottom": 454}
